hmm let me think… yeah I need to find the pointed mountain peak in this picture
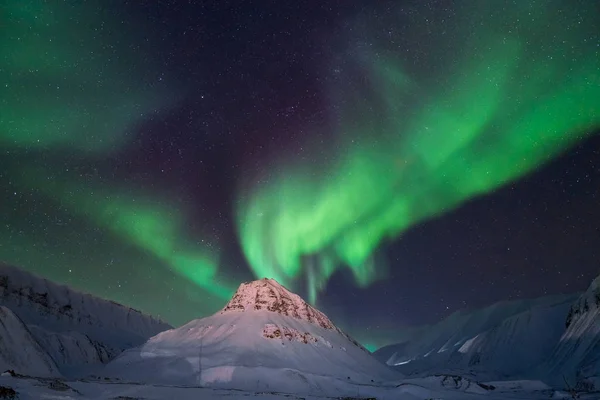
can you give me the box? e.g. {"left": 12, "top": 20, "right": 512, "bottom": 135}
{"left": 220, "top": 278, "right": 336, "bottom": 330}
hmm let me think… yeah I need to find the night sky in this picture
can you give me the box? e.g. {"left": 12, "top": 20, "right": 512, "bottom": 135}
{"left": 1, "top": 0, "right": 599, "bottom": 350}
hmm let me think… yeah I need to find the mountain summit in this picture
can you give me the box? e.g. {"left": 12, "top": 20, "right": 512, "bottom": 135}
{"left": 221, "top": 278, "right": 335, "bottom": 330}
{"left": 104, "top": 278, "right": 400, "bottom": 396}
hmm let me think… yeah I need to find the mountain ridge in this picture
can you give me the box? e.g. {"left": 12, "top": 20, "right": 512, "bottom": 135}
{"left": 374, "top": 273, "right": 600, "bottom": 387}
{"left": 221, "top": 278, "right": 336, "bottom": 330}
{"left": 0, "top": 263, "right": 171, "bottom": 375}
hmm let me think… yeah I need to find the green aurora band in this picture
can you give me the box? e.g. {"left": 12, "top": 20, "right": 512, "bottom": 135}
{"left": 1, "top": 0, "right": 175, "bottom": 152}
{"left": 2, "top": 0, "right": 237, "bottom": 323}
{"left": 17, "top": 167, "right": 236, "bottom": 301}
{"left": 237, "top": 1, "right": 600, "bottom": 302}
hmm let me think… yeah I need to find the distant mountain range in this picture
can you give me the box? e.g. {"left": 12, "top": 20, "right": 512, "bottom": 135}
{"left": 374, "top": 272, "right": 600, "bottom": 390}
{"left": 1, "top": 261, "right": 599, "bottom": 396}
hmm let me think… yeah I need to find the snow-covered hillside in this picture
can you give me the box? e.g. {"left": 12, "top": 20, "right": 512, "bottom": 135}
{"left": 454, "top": 298, "right": 572, "bottom": 377}
{"left": 28, "top": 325, "right": 114, "bottom": 370}
{"left": 104, "top": 278, "right": 400, "bottom": 397}
{"left": 544, "top": 275, "right": 600, "bottom": 387}
{"left": 0, "top": 306, "right": 60, "bottom": 377}
{"left": 0, "top": 263, "right": 171, "bottom": 374}
{"left": 0, "top": 263, "right": 171, "bottom": 347}
{"left": 374, "top": 293, "right": 578, "bottom": 380}
{"left": 375, "top": 273, "right": 600, "bottom": 389}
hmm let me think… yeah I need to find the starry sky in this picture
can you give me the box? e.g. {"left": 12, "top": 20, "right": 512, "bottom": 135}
{"left": 1, "top": 0, "right": 599, "bottom": 350}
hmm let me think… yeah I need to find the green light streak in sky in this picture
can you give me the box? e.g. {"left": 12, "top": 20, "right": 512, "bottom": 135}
{"left": 237, "top": 1, "right": 600, "bottom": 302}
{"left": 19, "top": 168, "right": 235, "bottom": 300}
{"left": 1, "top": 0, "right": 175, "bottom": 152}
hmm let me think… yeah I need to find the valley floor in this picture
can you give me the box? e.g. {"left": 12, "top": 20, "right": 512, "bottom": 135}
{"left": 1, "top": 375, "right": 598, "bottom": 400}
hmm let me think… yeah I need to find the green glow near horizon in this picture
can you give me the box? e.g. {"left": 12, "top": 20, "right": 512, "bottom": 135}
{"left": 237, "top": 1, "right": 600, "bottom": 302}
{"left": 1, "top": 0, "right": 234, "bottom": 325}
{"left": 362, "top": 343, "right": 377, "bottom": 353}
{"left": 1, "top": 0, "right": 175, "bottom": 152}
{"left": 19, "top": 168, "right": 235, "bottom": 300}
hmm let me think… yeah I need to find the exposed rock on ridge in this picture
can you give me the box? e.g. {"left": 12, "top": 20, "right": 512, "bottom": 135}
{"left": 221, "top": 278, "right": 335, "bottom": 330}
{"left": 221, "top": 277, "right": 368, "bottom": 352}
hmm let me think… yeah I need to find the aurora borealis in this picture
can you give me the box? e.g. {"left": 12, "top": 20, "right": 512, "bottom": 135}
{"left": 16, "top": 166, "right": 236, "bottom": 300}
{"left": 1, "top": 0, "right": 176, "bottom": 152}
{"left": 2, "top": 0, "right": 599, "bottom": 349}
{"left": 236, "top": 1, "right": 600, "bottom": 302}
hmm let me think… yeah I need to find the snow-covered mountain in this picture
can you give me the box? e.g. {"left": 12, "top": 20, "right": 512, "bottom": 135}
{"left": 375, "top": 294, "right": 576, "bottom": 377}
{"left": 28, "top": 325, "right": 114, "bottom": 371}
{"left": 374, "top": 295, "right": 577, "bottom": 374}
{"left": 0, "top": 263, "right": 171, "bottom": 374}
{"left": 375, "top": 273, "right": 600, "bottom": 388}
{"left": 453, "top": 298, "right": 572, "bottom": 378}
{"left": 0, "top": 306, "right": 60, "bottom": 377}
{"left": 543, "top": 275, "right": 600, "bottom": 387}
{"left": 104, "top": 278, "right": 401, "bottom": 396}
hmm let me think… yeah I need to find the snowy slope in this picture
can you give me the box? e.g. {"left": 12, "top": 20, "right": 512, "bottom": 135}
{"left": 454, "top": 298, "right": 572, "bottom": 377}
{"left": 0, "top": 263, "right": 171, "bottom": 372}
{"left": 104, "top": 278, "right": 401, "bottom": 396}
{"left": 544, "top": 275, "right": 600, "bottom": 387}
{"left": 374, "top": 272, "right": 600, "bottom": 388}
{"left": 0, "top": 306, "right": 60, "bottom": 377}
{"left": 28, "top": 325, "right": 115, "bottom": 368}
{"left": 0, "top": 263, "right": 171, "bottom": 348}
{"left": 375, "top": 293, "right": 577, "bottom": 379}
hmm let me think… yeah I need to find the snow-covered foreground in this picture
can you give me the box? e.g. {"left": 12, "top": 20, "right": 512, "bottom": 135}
{"left": 1, "top": 374, "right": 598, "bottom": 400}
